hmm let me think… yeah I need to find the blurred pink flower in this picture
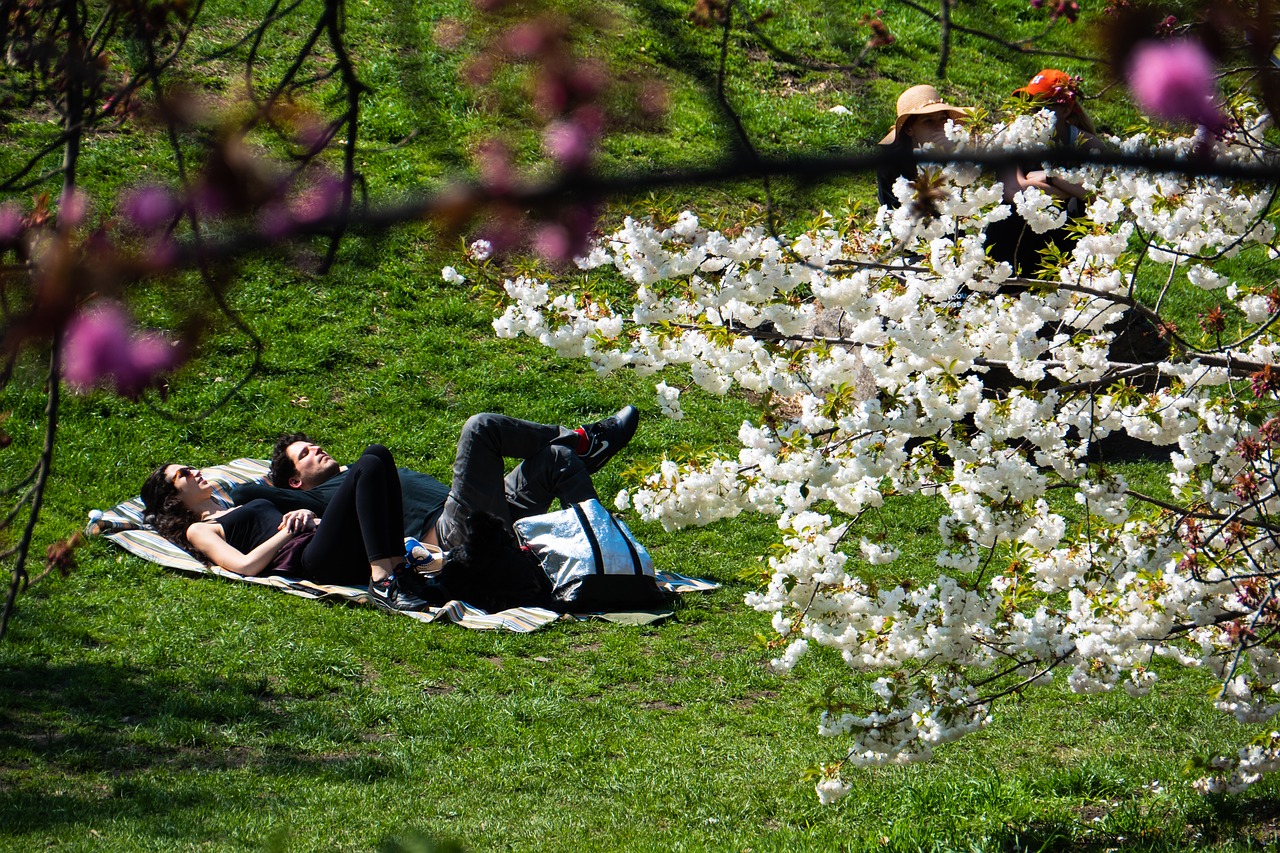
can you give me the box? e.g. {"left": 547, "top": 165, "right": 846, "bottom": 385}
{"left": 1126, "top": 39, "right": 1224, "bottom": 129}
{"left": 59, "top": 188, "right": 89, "bottom": 229}
{"left": 123, "top": 334, "right": 178, "bottom": 383}
{"left": 567, "top": 60, "right": 608, "bottom": 99}
{"left": 62, "top": 302, "right": 180, "bottom": 398}
{"left": 120, "top": 185, "right": 180, "bottom": 232}
{"left": 63, "top": 303, "right": 131, "bottom": 389}
{"left": 0, "top": 203, "right": 23, "bottom": 244}
{"left": 477, "top": 139, "right": 515, "bottom": 193}
{"left": 289, "top": 173, "right": 346, "bottom": 225}
{"left": 533, "top": 223, "right": 573, "bottom": 264}
{"left": 257, "top": 202, "right": 296, "bottom": 240}
{"left": 533, "top": 73, "right": 569, "bottom": 116}
{"left": 503, "top": 22, "right": 553, "bottom": 59}
{"left": 533, "top": 204, "right": 596, "bottom": 264}
{"left": 294, "top": 115, "right": 333, "bottom": 155}
{"left": 543, "top": 120, "right": 594, "bottom": 168}
{"left": 572, "top": 104, "right": 605, "bottom": 137}
{"left": 637, "top": 82, "right": 670, "bottom": 119}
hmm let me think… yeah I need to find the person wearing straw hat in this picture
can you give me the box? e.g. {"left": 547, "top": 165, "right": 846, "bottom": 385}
{"left": 877, "top": 84, "right": 973, "bottom": 209}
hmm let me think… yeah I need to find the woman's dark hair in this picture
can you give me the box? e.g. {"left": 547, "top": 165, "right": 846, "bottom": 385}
{"left": 140, "top": 464, "right": 206, "bottom": 561}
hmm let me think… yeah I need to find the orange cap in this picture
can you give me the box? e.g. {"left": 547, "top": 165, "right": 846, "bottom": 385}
{"left": 1014, "top": 69, "right": 1076, "bottom": 101}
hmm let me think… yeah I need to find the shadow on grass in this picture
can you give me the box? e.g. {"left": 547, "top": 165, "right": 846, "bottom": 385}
{"left": 977, "top": 794, "right": 1280, "bottom": 852}
{"left": 0, "top": 659, "right": 406, "bottom": 835}
{"left": 976, "top": 825, "right": 1176, "bottom": 853}
{"left": 1188, "top": 794, "right": 1280, "bottom": 848}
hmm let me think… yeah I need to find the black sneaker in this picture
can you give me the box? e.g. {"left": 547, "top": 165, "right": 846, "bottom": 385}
{"left": 368, "top": 573, "right": 434, "bottom": 612}
{"left": 580, "top": 405, "right": 639, "bottom": 474}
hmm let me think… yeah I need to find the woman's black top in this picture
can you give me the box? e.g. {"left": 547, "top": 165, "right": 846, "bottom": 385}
{"left": 215, "top": 499, "right": 283, "bottom": 553}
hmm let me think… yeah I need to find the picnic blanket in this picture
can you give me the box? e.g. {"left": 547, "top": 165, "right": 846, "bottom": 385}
{"left": 86, "top": 458, "right": 719, "bottom": 632}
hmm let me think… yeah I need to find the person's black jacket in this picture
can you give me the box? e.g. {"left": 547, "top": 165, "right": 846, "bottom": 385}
{"left": 231, "top": 467, "right": 449, "bottom": 540}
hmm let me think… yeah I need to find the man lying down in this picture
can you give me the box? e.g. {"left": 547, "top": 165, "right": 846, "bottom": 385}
{"left": 141, "top": 408, "right": 639, "bottom": 614}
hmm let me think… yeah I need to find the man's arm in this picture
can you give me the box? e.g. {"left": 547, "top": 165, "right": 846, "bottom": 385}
{"left": 230, "top": 482, "right": 331, "bottom": 515}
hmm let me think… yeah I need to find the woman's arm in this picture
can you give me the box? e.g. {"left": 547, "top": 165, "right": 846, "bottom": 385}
{"left": 1014, "top": 127, "right": 1099, "bottom": 201}
{"left": 1020, "top": 168, "right": 1088, "bottom": 201}
{"left": 186, "top": 520, "right": 298, "bottom": 577}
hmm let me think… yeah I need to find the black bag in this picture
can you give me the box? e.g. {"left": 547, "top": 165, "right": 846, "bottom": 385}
{"left": 437, "top": 513, "right": 553, "bottom": 611}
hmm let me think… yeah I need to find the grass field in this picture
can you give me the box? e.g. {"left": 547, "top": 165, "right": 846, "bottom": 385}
{"left": 3, "top": 0, "right": 1280, "bottom": 849}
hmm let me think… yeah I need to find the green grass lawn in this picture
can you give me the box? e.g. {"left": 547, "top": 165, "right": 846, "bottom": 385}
{"left": 3, "top": 0, "right": 1280, "bottom": 849}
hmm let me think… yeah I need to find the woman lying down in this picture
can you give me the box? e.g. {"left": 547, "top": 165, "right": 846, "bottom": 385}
{"left": 140, "top": 444, "right": 434, "bottom": 612}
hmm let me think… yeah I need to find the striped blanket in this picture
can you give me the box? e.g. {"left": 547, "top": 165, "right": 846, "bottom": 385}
{"left": 87, "top": 458, "right": 719, "bottom": 632}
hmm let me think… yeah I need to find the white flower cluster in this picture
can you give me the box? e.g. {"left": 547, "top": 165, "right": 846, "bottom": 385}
{"left": 1194, "top": 731, "right": 1280, "bottom": 794}
{"left": 479, "top": 105, "right": 1280, "bottom": 804}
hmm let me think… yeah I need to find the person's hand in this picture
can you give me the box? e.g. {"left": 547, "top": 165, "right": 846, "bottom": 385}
{"left": 1020, "top": 170, "right": 1057, "bottom": 194}
{"left": 279, "top": 509, "right": 317, "bottom": 534}
{"left": 1022, "top": 169, "right": 1086, "bottom": 201}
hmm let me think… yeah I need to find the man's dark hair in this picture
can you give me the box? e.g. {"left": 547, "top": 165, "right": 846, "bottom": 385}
{"left": 270, "top": 432, "right": 311, "bottom": 489}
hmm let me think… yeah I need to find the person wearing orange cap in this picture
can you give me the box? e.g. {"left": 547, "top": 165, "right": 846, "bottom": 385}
{"left": 877, "top": 84, "right": 973, "bottom": 209}
{"left": 988, "top": 69, "right": 1103, "bottom": 276}
{"left": 1010, "top": 69, "right": 1100, "bottom": 201}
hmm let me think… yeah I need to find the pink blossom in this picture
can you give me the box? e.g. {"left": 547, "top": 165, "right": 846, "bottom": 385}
{"left": 532, "top": 74, "right": 569, "bottom": 116}
{"left": 63, "top": 303, "right": 131, "bottom": 389}
{"left": 571, "top": 104, "right": 605, "bottom": 137}
{"left": 1126, "top": 39, "right": 1225, "bottom": 129}
{"left": 289, "top": 173, "right": 346, "bottom": 225}
{"left": 503, "top": 22, "right": 552, "bottom": 59}
{"left": 257, "top": 202, "right": 295, "bottom": 240}
{"left": 543, "top": 120, "right": 594, "bottom": 168}
{"left": 533, "top": 223, "right": 573, "bottom": 264}
{"left": 59, "top": 188, "right": 88, "bottom": 229}
{"left": 477, "top": 139, "right": 515, "bottom": 193}
{"left": 533, "top": 204, "right": 596, "bottom": 264}
{"left": 0, "top": 203, "right": 23, "bottom": 244}
{"left": 124, "top": 333, "right": 178, "bottom": 381}
{"left": 120, "top": 185, "right": 180, "bottom": 232}
{"left": 566, "top": 60, "right": 608, "bottom": 98}
{"left": 1250, "top": 364, "right": 1279, "bottom": 398}
{"left": 62, "top": 302, "right": 180, "bottom": 398}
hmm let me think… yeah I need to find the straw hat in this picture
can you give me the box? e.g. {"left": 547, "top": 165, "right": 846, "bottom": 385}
{"left": 880, "top": 84, "right": 971, "bottom": 145}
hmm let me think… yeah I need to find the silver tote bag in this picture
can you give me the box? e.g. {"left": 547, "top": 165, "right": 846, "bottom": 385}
{"left": 513, "top": 499, "right": 655, "bottom": 595}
